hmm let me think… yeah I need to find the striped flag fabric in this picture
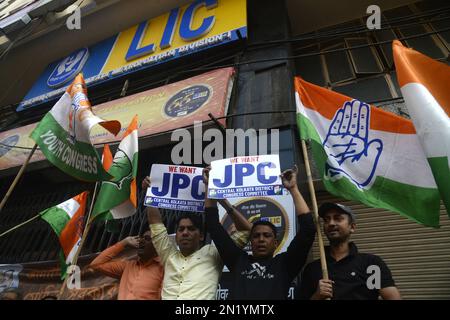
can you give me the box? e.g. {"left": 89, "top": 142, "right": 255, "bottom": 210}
{"left": 393, "top": 40, "right": 450, "bottom": 216}
{"left": 92, "top": 115, "right": 139, "bottom": 221}
{"left": 30, "top": 74, "right": 121, "bottom": 182}
{"left": 40, "top": 191, "right": 88, "bottom": 278}
{"left": 101, "top": 144, "right": 113, "bottom": 171}
{"left": 295, "top": 77, "right": 443, "bottom": 227}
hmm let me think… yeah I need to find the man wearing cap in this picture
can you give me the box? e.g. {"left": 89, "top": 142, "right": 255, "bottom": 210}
{"left": 298, "top": 202, "right": 401, "bottom": 300}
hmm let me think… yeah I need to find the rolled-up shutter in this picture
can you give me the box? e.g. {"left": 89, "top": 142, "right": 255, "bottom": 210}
{"left": 310, "top": 191, "right": 450, "bottom": 299}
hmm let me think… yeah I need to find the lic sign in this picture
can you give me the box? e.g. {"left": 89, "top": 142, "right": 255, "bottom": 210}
{"left": 126, "top": 0, "right": 218, "bottom": 61}
{"left": 19, "top": 0, "right": 247, "bottom": 111}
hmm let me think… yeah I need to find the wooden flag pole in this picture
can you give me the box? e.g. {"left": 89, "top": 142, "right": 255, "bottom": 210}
{"left": 301, "top": 140, "right": 329, "bottom": 281}
{"left": 0, "top": 213, "right": 42, "bottom": 238}
{"left": 0, "top": 144, "right": 38, "bottom": 214}
{"left": 58, "top": 183, "right": 100, "bottom": 299}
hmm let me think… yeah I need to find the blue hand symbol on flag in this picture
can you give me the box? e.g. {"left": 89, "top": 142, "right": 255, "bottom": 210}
{"left": 323, "top": 100, "right": 383, "bottom": 188}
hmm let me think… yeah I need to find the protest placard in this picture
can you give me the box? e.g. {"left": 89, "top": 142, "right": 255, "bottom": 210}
{"left": 208, "top": 155, "right": 283, "bottom": 199}
{"left": 145, "top": 164, "right": 205, "bottom": 212}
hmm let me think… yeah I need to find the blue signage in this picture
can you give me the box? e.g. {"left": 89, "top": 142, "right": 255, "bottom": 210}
{"left": 47, "top": 48, "right": 89, "bottom": 88}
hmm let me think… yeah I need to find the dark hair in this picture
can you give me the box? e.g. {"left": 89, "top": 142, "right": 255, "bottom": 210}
{"left": 0, "top": 287, "right": 23, "bottom": 300}
{"left": 175, "top": 214, "right": 204, "bottom": 234}
{"left": 251, "top": 220, "right": 277, "bottom": 238}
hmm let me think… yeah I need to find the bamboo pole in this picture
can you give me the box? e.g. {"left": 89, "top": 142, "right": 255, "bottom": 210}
{"left": 301, "top": 140, "right": 329, "bottom": 281}
{"left": 0, "top": 213, "right": 41, "bottom": 238}
{"left": 58, "top": 182, "right": 99, "bottom": 299}
{"left": 0, "top": 144, "right": 38, "bottom": 214}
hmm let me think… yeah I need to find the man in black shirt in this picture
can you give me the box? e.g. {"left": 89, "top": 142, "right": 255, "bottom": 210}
{"left": 298, "top": 202, "right": 401, "bottom": 300}
{"left": 204, "top": 165, "right": 316, "bottom": 300}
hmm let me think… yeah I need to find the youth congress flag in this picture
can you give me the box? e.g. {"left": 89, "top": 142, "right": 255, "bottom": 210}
{"left": 30, "top": 74, "right": 121, "bottom": 182}
{"left": 92, "top": 115, "right": 139, "bottom": 221}
{"left": 295, "top": 77, "right": 442, "bottom": 227}
{"left": 40, "top": 191, "right": 88, "bottom": 278}
{"left": 393, "top": 40, "right": 450, "bottom": 216}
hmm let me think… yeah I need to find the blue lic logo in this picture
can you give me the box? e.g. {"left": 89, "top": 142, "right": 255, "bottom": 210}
{"left": 47, "top": 48, "right": 89, "bottom": 88}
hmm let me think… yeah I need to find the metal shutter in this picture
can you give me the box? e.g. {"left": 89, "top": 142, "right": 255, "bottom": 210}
{"left": 310, "top": 191, "right": 450, "bottom": 299}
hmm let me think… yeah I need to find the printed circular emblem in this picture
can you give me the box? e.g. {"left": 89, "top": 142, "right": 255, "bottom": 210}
{"left": 164, "top": 85, "right": 211, "bottom": 117}
{"left": 0, "top": 134, "right": 19, "bottom": 158}
{"left": 221, "top": 197, "right": 290, "bottom": 254}
{"left": 47, "top": 48, "right": 89, "bottom": 88}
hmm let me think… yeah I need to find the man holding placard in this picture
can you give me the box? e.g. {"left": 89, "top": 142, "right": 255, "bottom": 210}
{"left": 204, "top": 158, "right": 316, "bottom": 300}
{"left": 143, "top": 164, "right": 252, "bottom": 300}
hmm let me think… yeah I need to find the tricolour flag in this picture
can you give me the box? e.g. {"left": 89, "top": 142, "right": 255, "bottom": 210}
{"left": 92, "top": 115, "right": 139, "bottom": 220}
{"left": 393, "top": 40, "right": 450, "bottom": 216}
{"left": 295, "top": 77, "right": 443, "bottom": 227}
{"left": 40, "top": 191, "right": 88, "bottom": 278}
{"left": 102, "top": 144, "right": 113, "bottom": 171}
{"left": 30, "top": 74, "right": 121, "bottom": 182}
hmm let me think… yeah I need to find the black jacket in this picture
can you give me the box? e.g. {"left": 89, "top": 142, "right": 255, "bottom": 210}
{"left": 205, "top": 206, "right": 316, "bottom": 300}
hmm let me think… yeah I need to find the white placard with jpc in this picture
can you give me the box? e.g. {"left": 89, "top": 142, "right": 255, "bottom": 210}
{"left": 145, "top": 164, "right": 205, "bottom": 212}
{"left": 208, "top": 155, "right": 283, "bottom": 199}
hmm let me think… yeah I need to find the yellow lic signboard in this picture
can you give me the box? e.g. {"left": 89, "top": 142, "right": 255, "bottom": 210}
{"left": 102, "top": 0, "right": 247, "bottom": 74}
{"left": 19, "top": 0, "right": 247, "bottom": 111}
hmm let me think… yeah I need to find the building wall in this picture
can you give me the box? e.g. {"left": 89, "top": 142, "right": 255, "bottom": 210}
{"left": 0, "top": 0, "right": 449, "bottom": 299}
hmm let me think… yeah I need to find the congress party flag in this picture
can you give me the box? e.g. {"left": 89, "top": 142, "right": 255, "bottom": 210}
{"left": 92, "top": 115, "right": 139, "bottom": 220}
{"left": 40, "top": 191, "right": 88, "bottom": 279}
{"left": 393, "top": 40, "right": 450, "bottom": 216}
{"left": 295, "top": 77, "right": 442, "bottom": 227}
{"left": 30, "top": 74, "right": 121, "bottom": 182}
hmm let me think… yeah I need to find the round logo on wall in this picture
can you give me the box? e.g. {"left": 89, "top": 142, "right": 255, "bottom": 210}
{"left": 47, "top": 48, "right": 89, "bottom": 88}
{"left": 164, "top": 85, "right": 211, "bottom": 118}
{"left": 0, "top": 134, "right": 19, "bottom": 158}
{"left": 221, "top": 197, "right": 290, "bottom": 254}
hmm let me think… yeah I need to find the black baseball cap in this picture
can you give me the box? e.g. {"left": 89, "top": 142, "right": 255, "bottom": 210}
{"left": 318, "top": 202, "right": 356, "bottom": 223}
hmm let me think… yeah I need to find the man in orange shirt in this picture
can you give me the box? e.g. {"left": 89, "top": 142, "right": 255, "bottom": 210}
{"left": 89, "top": 230, "right": 164, "bottom": 300}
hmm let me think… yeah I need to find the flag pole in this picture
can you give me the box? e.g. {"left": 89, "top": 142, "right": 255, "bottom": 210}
{"left": 0, "top": 213, "right": 42, "bottom": 238}
{"left": 58, "top": 183, "right": 99, "bottom": 299}
{"left": 0, "top": 144, "right": 38, "bottom": 214}
{"left": 301, "top": 140, "right": 329, "bottom": 281}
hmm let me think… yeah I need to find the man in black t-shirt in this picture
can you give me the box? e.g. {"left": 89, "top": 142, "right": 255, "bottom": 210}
{"left": 298, "top": 202, "right": 401, "bottom": 300}
{"left": 204, "top": 165, "right": 316, "bottom": 300}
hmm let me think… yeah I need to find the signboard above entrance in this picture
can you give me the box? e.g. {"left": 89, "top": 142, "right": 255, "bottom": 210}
{"left": 18, "top": 0, "right": 247, "bottom": 111}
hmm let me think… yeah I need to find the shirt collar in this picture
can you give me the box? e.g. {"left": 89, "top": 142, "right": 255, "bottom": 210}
{"left": 138, "top": 256, "right": 161, "bottom": 266}
{"left": 325, "top": 242, "right": 358, "bottom": 261}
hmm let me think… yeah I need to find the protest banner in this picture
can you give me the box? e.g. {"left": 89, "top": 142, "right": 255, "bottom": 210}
{"left": 145, "top": 164, "right": 205, "bottom": 212}
{"left": 208, "top": 155, "right": 283, "bottom": 199}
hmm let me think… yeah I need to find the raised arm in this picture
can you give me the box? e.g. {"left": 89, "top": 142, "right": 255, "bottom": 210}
{"left": 142, "top": 176, "right": 176, "bottom": 264}
{"left": 203, "top": 167, "right": 244, "bottom": 270}
{"left": 280, "top": 165, "right": 316, "bottom": 279}
{"left": 218, "top": 199, "right": 252, "bottom": 232}
{"left": 281, "top": 165, "right": 310, "bottom": 216}
{"left": 142, "top": 176, "right": 163, "bottom": 224}
{"left": 89, "top": 237, "right": 139, "bottom": 278}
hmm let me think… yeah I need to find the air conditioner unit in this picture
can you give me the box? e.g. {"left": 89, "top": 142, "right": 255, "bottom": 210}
{"left": 1, "top": 12, "right": 31, "bottom": 34}
{"left": 28, "top": 0, "right": 78, "bottom": 18}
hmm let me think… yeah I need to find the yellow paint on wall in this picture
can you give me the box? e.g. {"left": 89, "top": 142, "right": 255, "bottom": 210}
{"left": 101, "top": 0, "right": 246, "bottom": 73}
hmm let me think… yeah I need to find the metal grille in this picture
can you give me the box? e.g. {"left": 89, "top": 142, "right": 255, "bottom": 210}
{"left": 0, "top": 173, "right": 194, "bottom": 263}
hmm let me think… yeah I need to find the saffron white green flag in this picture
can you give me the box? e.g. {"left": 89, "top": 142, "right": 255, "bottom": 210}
{"left": 295, "top": 77, "right": 443, "bottom": 227}
{"left": 40, "top": 191, "right": 88, "bottom": 279}
{"left": 393, "top": 40, "right": 450, "bottom": 216}
{"left": 30, "top": 74, "right": 121, "bottom": 182}
{"left": 92, "top": 115, "right": 139, "bottom": 221}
